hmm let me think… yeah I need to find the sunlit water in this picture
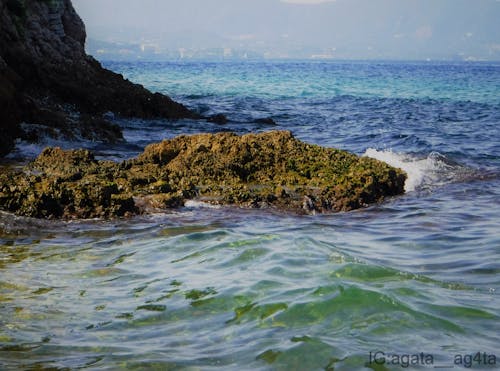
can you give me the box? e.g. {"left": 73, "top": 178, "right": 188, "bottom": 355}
{"left": 1, "top": 61, "right": 499, "bottom": 370}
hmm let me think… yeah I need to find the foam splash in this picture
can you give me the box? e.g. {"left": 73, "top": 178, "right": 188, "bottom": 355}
{"left": 364, "top": 149, "right": 469, "bottom": 192}
{"left": 184, "top": 200, "right": 222, "bottom": 209}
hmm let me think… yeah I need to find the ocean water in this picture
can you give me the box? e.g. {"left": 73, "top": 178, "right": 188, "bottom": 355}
{"left": 1, "top": 60, "right": 499, "bottom": 370}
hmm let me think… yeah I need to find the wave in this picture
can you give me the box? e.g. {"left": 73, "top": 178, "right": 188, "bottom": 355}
{"left": 364, "top": 149, "right": 480, "bottom": 192}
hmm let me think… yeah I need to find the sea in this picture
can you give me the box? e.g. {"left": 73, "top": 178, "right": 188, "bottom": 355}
{"left": 1, "top": 60, "right": 499, "bottom": 370}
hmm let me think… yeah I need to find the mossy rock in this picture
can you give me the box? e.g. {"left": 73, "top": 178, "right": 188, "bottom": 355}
{"left": 0, "top": 131, "right": 407, "bottom": 219}
{"left": 137, "top": 131, "right": 406, "bottom": 212}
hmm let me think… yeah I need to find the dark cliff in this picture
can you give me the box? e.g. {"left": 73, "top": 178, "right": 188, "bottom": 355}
{"left": 0, "top": 0, "right": 196, "bottom": 157}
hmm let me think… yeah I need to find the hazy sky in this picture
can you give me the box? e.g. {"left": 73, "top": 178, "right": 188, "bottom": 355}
{"left": 72, "top": 0, "right": 500, "bottom": 60}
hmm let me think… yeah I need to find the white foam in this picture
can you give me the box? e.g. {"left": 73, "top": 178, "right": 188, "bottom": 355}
{"left": 363, "top": 149, "right": 458, "bottom": 192}
{"left": 184, "top": 200, "right": 222, "bottom": 209}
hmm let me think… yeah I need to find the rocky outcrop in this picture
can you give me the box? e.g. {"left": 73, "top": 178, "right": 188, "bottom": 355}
{"left": 0, "top": 131, "right": 407, "bottom": 219}
{"left": 0, "top": 0, "right": 197, "bottom": 157}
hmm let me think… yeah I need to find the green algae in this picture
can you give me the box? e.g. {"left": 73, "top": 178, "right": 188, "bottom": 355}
{"left": 185, "top": 287, "right": 217, "bottom": 301}
{"left": 136, "top": 304, "right": 167, "bottom": 312}
{"left": 0, "top": 131, "right": 406, "bottom": 219}
{"left": 31, "top": 287, "right": 54, "bottom": 295}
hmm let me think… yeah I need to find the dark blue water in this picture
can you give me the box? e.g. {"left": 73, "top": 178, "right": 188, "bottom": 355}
{"left": 1, "top": 61, "right": 499, "bottom": 370}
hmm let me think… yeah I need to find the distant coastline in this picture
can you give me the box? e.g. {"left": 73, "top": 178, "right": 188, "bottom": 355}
{"left": 85, "top": 37, "right": 500, "bottom": 63}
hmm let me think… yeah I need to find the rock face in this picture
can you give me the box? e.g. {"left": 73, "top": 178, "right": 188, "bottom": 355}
{"left": 0, "top": 131, "right": 407, "bottom": 219}
{"left": 0, "top": 0, "right": 196, "bottom": 157}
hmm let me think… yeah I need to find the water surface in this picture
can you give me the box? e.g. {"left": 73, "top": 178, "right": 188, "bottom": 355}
{"left": 1, "top": 60, "right": 499, "bottom": 370}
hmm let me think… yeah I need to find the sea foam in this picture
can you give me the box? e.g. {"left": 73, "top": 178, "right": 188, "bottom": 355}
{"left": 363, "top": 149, "right": 468, "bottom": 192}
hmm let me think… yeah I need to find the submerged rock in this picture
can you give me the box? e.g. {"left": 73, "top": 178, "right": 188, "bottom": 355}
{"left": 207, "top": 114, "right": 229, "bottom": 125}
{"left": 254, "top": 117, "right": 277, "bottom": 126}
{"left": 0, "top": 131, "right": 406, "bottom": 219}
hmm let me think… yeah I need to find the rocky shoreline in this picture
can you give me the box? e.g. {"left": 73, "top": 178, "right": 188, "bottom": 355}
{"left": 0, "top": 131, "right": 407, "bottom": 219}
{"left": 0, "top": 1, "right": 407, "bottom": 219}
{"left": 0, "top": 0, "right": 197, "bottom": 157}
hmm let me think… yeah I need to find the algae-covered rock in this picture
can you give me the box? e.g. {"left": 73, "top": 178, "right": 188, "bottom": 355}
{"left": 137, "top": 131, "right": 406, "bottom": 211}
{"left": 0, "top": 147, "right": 137, "bottom": 219}
{"left": 0, "top": 131, "right": 406, "bottom": 219}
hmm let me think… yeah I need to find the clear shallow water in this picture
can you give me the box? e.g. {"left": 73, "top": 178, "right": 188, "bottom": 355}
{"left": 1, "top": 61, "right": 500, "bottom": 370}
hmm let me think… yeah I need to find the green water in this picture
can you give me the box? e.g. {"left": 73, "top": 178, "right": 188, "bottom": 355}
{"left": 1, "top": 201, "right": 498, "bottom": 370}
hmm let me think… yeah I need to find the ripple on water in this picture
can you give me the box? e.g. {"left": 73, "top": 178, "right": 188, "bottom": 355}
{"left": 2, "top": 60, "right": 500, "bottom": 370}
{"left": 1, "top": 209, "right": 499, "bottom": 369}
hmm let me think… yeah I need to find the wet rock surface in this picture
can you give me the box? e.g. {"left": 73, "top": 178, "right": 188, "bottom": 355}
{"left": 0, "top": 131, "right": 407, "bottom": 219}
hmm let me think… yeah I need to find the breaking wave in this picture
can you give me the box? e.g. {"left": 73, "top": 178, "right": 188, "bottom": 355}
{"left": 364, "top": 149, "right": 480, "bottom": 192}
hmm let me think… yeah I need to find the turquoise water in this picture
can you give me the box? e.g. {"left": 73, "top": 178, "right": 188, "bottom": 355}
{"left": 114, "top": 61, "right": 500, "bottom": 103}
{"left": 1, "top": 61, "right": 499, "bottom": 370}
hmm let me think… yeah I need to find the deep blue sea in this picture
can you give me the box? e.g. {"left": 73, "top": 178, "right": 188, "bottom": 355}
{"left": 1, "top": 60, "right": 499, "bottom": 370}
